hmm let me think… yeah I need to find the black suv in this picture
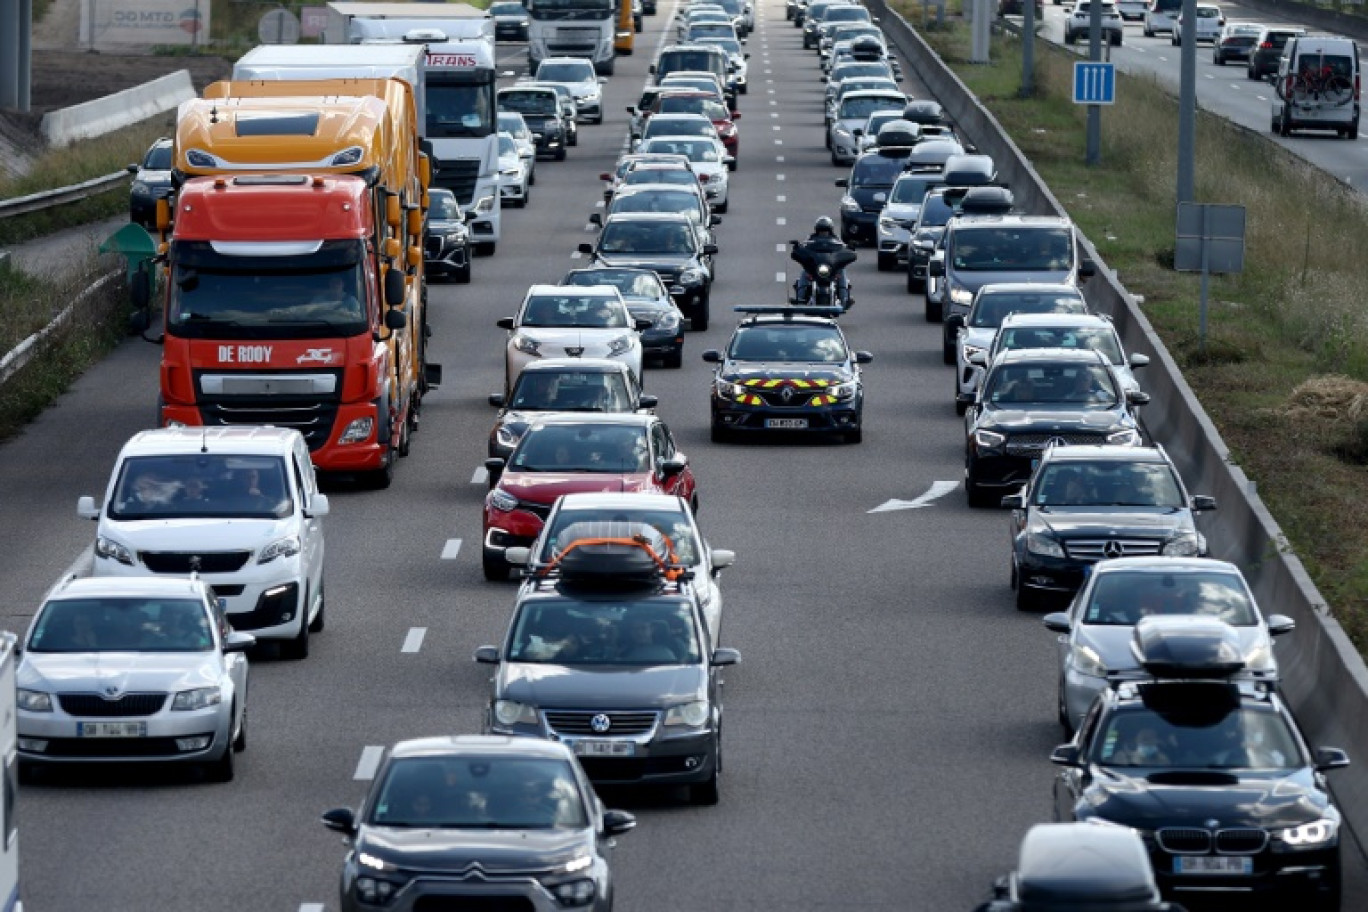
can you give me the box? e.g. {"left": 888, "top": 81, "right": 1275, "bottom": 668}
{"left": 1002, "top": 445, "right": 1215, "bottom": 610}
{"left": 578, "top": 212, "right": 717, "bottom": 330}
{"left": 497, "top": 86, "right": 568, "bottom": 161}
{"left": 475, "top": 533, "right": 740, "bottom": 805}
{"left": 964, "top": 349, "right": 1148, "bottom": 506}
{"left": 128, "top": 137, "right": 174, "bottom": 229}
{"left": 1248, "top": 26, "right": 1306, "bottom": 80}
{"left": 835, "top": 147, "right": 911, "bottom": 247}
{"left": 1052, "top": 617, "right": 1349, "bottom": 910}
{"left": 703, "top": 305, "right": 873, "bottom": 443}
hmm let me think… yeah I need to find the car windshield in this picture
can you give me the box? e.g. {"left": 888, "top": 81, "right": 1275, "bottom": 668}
{"left": 598, "top": 220, "right": 696, "bottom": 254}
{"left": 564, "top": 269, "right": 666, "bottom": 300}
{"left": 521, "top": 294, "right": 628, "bottom": 328}
{"left": 500, "top": 91, "right": 556, "bottom": 115}
{"left": 698, "top": 37, "right": 743, "bottom": 55}
{"left": 851, "top": 155, "right": 905, "bottom": 188}
{"left": 986, "top": 363, "right": 1119, "bottom": 406}
{"left": 1082, "top": 570, "right": 1257, "bottom": 626}
{"left": 891, "top": 175, "right": 944, "bottom": 204}
{"left": 370, "top": 756, "right": 588, "bottom": 829}
{"left": 826, "top": 6, "right": 870, "bottom": 21}
{"left": 643, "top": 117, "right": 715, "bottom": 139}
{"left": 660, "top": 79, "right": 722, "bottom": 99}
{"left": 510, "top": 423, "right": 650, "bottom": 472}
{"left": 30, "top": 597, "right": 214, "bottom": 653}
{"left": 429, "top": 190, "right": 463, "bottom": 220}
{"left": 508, "top": 370, "right": 636, "bottom": 411}
{"left": 499, "top": 134, "right": 518, "bottom": 155}
{"left": 1033, "top": 460, "right": 1185, "bottom": 508}
{"left": 1195, "top": 6, "right": 1219, "bottom": 16}
{"left": 952, "top": 227, "right": 1074, "bottom": 271}
{"left": 1097, "top": 706, "right": 1300, "bottom": 770}
{"left": 539, "top": 62, "right": 594, "bottom": 82}
{"left": 507, "top": 597, "right": 702, "bottom": 665}
{"left": 840, "top": 96, "right": 903, "bottom": 119}
{"left": 612, "top": 190, "right": 702, "bottom": 219}
{"left": 832, "top": 64, "right": 890, "bottom": 83}
{"left": 919, "top": 194, "right": 955, "bottom": 227}
{"left": 490, "top": 2, "right": 524, "bottom": 13}
{"left": 538, "top": 511, "right": 701, "bottom": 565}
{"left": 642, "top": 138, "right": 721, "bottom": 162}
{"left": 108, "top": 454, "right": 291, "bottom": 520}
{"left": 997, "top": 325, "right": 1124, "bottom": 363}
{"left": 729, "top": 325, "right": 848, "bottom": 362}
{"left": 970, "top": 293, "right": 1086, "bottom": 327}
{"left": 658, "top": 97, "right": 728, "bottom": 120}
{"left": 498, "top": 114, "right": 529, "bottom": 139}
{"left": 144, "top": 143, "right": 173, "bottom": 170}
{"left": 623, "top": 167, "right": 697, "bottom": 188}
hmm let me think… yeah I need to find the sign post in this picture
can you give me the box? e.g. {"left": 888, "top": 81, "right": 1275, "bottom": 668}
{"left": 1175, "top": 203, "right": 1246, "bottom": 353}
{"left": 1072, "top": 61, "right": 1115, "bottom": 164}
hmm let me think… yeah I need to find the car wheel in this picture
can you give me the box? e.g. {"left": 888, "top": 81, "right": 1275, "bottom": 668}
{"left": 16, "top": 760, "right": 40, "bottom": 786}
{"left": 1064, "top": 31, "right": 1074, "bottom": 45}
{"left": 1171, "top": 34, "right": 1179, "bottom": 46}
{"left": 555, "top": 146, "right": 567, "bottom": 161}
{"left": 877, "top": 251, "right": 896, "bottom": 271}
{"left": 664, "top": 348, "right": 683, "bottom": 368}
{"left": 690, "top": 494, "right": 700, "bottom": 516}
{"left": 689, "top": 738, "right": 721, "bottom": 805}
{"left": 728, "top": 158, "right": 737, "bottom": 172}
{"left": 1015, "top": 580, "right": 1038, "bottom": 612}
{"left": 830, "top": 148, "right": 840, "bottom": 166}
{"left": 907, "top": 271, "right": 923, "bottom": 293}
{"left": 455, "top": 261, "right": 472, "bottom": 284}
{"left": 475, "top": 241, "right": 497, "bottom": 256}
{"left": 1057, "top": 680, "right": 1075, "bottom": 738}
{"left": 715, "top": 197, "right": 728, "bottom": 214}
{"left": 308, "top": 581, "right": 326, "bottom": 633}
{"left": 482, "top": 548, "right": 509, "bottom": 582}
{"left": 206, "top": 741, "right": 235, "bottom": 783}
{"left": 965, "top": 479, "right": 994, "bottom": 508}
{"left": 282, "top": 603, "right": 310, "bottom": 660}
{"left": 568, "top": 131, "right": 578, "bottom": 148}
{"left": 232, "top": 696, "right": 248, "bottom": 752}
{"left": 1213, "top": 52, "right": 1223, "bottom": 65}
{"left": 710, "top": 422, "right": 729, "bottom": 443}
{"left": 1281, "top": 110, "right": 1293, "bottom": 136}
{"left": 924, "top": 296, "right": 942, "bottom": 322}
{"left": 361, "top": 450, "right": 395, "bottom": 490}
{"left": 942, "top": 339, "right": 955, "bottom": 366}
{"left": 1143, "top": 25, "right": 1153, "bottom": 37}
{"left": 845, "top": 427, "right": 863, "bottom": 444}
{"left": 1350, "top": 118, "right": 1360, "bottom": 140}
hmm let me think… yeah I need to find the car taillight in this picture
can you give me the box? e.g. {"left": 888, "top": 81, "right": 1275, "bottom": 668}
{"left": 1260, "top": 40, "right": 1272, "bottom": 48}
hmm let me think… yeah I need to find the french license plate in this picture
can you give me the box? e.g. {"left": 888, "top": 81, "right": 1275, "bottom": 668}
{"left": 77, "top": 721, "right": 146, "bottom": 738}
{"left": 570, "top": 739, "right": 635, "bottom": 757}
{"left": 1175, "top": 856, "right": 1252, "bottom": 875}
{"left": 765, "top": 418, "right": 809, "bottom": 429}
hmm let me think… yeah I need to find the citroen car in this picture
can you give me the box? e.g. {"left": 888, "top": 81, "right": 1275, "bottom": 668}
{"left": 487, "top": 358, "right": 656, "bottom": 460}
{"left": 703, "top": 306, "right": 873, "bottom": 443}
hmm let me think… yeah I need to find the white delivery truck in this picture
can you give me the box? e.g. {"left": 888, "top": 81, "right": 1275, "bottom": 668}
{"left": 0, "top": 632, "right": 20, "bottom": 912}
{"left": 323, "top": 2, "right": 492, "bottom": 45}
{"left": 234, "top": 39, "right": 503, "bottom": 255}
{"left": 526, "top": 0, "right": 618, "bottom": 75}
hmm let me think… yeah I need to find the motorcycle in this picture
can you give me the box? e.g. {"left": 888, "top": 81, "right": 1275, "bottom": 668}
{"left": 789, "top": 239, "right": 858, "bottom": 311}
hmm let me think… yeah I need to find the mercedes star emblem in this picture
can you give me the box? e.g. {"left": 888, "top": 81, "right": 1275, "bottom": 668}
{"left": 1103, "top": 540, "right": 1124, "bottom": 558}
{"left": 590, "top": 713, "right": 612, "bottom": 734}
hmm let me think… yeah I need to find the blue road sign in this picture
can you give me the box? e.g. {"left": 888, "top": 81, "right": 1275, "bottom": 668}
{"left": 1073, "top": 62, "right": 1116, "bottom": 105}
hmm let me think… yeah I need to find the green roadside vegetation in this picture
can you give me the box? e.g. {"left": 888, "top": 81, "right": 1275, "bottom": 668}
{"left": 888, "top": 5, "right": 1368, "bottom": 650}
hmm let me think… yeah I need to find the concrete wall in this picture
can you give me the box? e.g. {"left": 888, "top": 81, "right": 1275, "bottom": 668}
{"left": 868, "top": 0, "right": 1368, "bottom": 846}
{"left": 40, "top": 69, "right": 194, "bottom": 148}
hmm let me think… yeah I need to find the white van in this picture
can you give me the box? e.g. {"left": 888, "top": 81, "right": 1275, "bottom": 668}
{"left": 78, "top": 427, "right": 329, "bottom": 659}
{"left": 1273, "top": 36, "right": 1360, "bottom": 138}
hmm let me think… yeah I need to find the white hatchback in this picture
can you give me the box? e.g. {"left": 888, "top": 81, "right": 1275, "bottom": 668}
{"left": 499, "top": 285, "right": 646, "bottom": 392}
{"left": 78, "top": 426, "right": 329, "bottom": 660}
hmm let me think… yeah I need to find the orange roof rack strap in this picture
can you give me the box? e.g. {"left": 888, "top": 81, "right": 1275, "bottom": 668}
{"left": 540, "top": 534, "right": 684, "bottom": 581}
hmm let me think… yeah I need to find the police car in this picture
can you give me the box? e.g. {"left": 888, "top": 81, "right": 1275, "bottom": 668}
{"left": 1051, "top": 616, "right": 1348, "bottom": 910}
{"left": 702, "top": 306, "right": 872, "bottom": 443}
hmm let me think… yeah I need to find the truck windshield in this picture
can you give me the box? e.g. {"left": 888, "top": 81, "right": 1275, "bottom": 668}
{"left": 428, "top": 71, "right": 495, "bottom": 138}
{"left": 527, "top": 0, "right": 614, "bottom": 18}
{"left": 168, "top": 240, "right": 368, "bottom": 340}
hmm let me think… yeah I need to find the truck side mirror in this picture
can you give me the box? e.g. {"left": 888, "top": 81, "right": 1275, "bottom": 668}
{"left": 386, "top": 194, "right": 402, "bottom": 228}
{"left": 384, "top": 308, "right": 407, "bottom": 331}
{"left": 384, "top": 268, "right": 405, "bottom": 307}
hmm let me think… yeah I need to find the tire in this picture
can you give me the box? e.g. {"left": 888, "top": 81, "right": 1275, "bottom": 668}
{"left": 965, "top": 479, "right": 994, "bottom": 508}
{"left": 599, "top": 57, "right": 615, "bottom": 76}
{"left": 1111, "top": 34, "right": 1122, "bottom": 47}
{"left": 1143, "top": 26, "right": 1153, "bottom": 37}
{"left": 1247, "top": 66, "right": 1258, "bottom": 81}
{"left": 924, "top": 295, "right": 942, "bottom": 322}
{"left": 710, "top": 422, "right": 729, "bottom": 443}
{"left": 908, "top": 270, "right": 923, "bottom": 293}
{"left": 455, "top": 261, "right": 472, "bottom": 284}
{"left": 1064, "top": 31, "right": 1074, "bottom": 45}
{"left": 282, "top": 604, "right": 310, "bottom": 660}
{"left": 1350, "top": 118, "right": 1360, "bottom": 140}
{"left": 232, "top": 696, "right": 248, "bottom": 752}
{"left": 942, "top": 341, "right": 955, "bottom": 366}
{"left": 1171, "top": 35, "right": 1179, "bottom": 46}
{"left": 568, "top": 130, "right": 578, "bottom": 148}
{"left": 830, "top": 149, "right": 840, "bottom": 167}
{"left": 308, "top": 581, "right": 326, "bottom": 633}
{"left": 1214, "top": 53, "right": 1223, "bottom": 66}
{"left": 845, "top": 427, "right": 863, "bottom": 444}
{"left": 1281, "top": 110, "right": 1293, "bottom": 137}
{"left": 877, "top": 251, "right": 896, "bottom": 271}
{"left": 689, "top": 737, "right": 721, "bottom": 805}
{"left": 554, "top": 146, "right": 567, "bottom": 161}
{"left": 16, "top": 760, "right": 40, "bottom": 786}
{"left": 728, "top": 158, "right": 737, "bottom": 172}
{"left": 715, "top": 197, "right": 728, "bottom": 214}
{"left": 690, "top": 494, "right": 700, "bottom": 516}
{"left": 475, "top": 241, "right": 497, "bottom": 257}
{"left": 664, "top": 347, "right": 683, "bottom": 368}
{"left": 361, "top": 451, "right": 395, "bottom": 490}
{"left": 1057, "top": 680, "right": 1075, "bottom": 739}
{"left": 482, "top": 548, "right": 509, "bottom": 582}
{"left": 205, "top": 742, "right": 235, "bottom": 783}
{"left": 1015, "top": 581, "right": 1038, "bottom": 612}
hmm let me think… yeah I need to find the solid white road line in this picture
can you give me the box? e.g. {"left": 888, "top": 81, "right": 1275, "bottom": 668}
{"left": 441, "top": 539, "right": 463, "bottom": 560}
{"left": 402, "top": 627, "right": 427, "bottom": 654}
{"left": 472, "top": 466, "right": 488, "bottom": 485}
{"left": 354, "top": 746, "right": 384, "bottom": 781}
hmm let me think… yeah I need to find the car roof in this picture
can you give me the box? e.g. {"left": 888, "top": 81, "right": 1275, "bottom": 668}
{"left": 389, "top": 734, "right": 574, "bottom": 761}
{"left": 997, "top": 313, "right": 1111, "bottom": 333}
{"left": 950, "top": 214, "right": 1072, "bottom": 229}
{"left": 1040, "top": 444, "right": 1168, "bottom": 464}
{"left": 1087, "top": 555, "right": 1241, "bottom": 575}
{"left": 979, "top": 283, "right": 1084, "bottom": 297}
{"left": 48, "top": 575, "right": 211, "bottom": 602}
{"left": 525, "top": 283, "right": 621, "bottom": 298}
{"left": 1014, "top": 823, "right": 1159, "bottom": 906}
{"left": 541, "top": 56, "right": 596, "bottom": 66}
{"left": 518, "top": 357, "right": 631, "bottom": 375}
{"left": 995, "top": 348, "right": 1109, "bottom": 365}
{"left": 527, "top": 412, "right": 656, "bottom": 429}
{"left": 118, "top": 426, "right": 301, "bottom": 458}
{"left": 556, "top": 492, "right": 687, "bottom": 510}
{"left": 735, "top": 314, "right": 843, "bottom": 329}
{"left": 603, "top": 211, "right": 695, "bottom": 225}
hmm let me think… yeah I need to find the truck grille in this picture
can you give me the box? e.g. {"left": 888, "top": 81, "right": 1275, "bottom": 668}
{"left": 432, "top": 157, "right": 481, "bottom": 204}
{"left": 1064, "top": 538, "right": 1164, "bottom": 561}
{"left": 139, "top": 551, "right": 252, "bottom": 573}
{"left": 193, "top": 369, "right": 344, "bottom": 452}
{"left": 544, "top": 710, "right": 658, "bottom": 736}
{"left": 58, "top": 693, "right": 167, "bottom": 717}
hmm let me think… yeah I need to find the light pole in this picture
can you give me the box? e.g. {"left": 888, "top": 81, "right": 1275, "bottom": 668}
{"left": 1086, "top": 0, "right": 1102, "bottom": 164}
{"left": 1176, "top": 0, "right": 1197, "bottom": 204}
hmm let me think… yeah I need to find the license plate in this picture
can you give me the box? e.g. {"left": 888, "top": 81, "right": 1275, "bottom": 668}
{"left": 765, "top": 418, "right": 809, "bottom": 429}
{"left": 569, "top": 739, "right": 635, "bottom": 757}
{"left": 1174, "top": 856, "right": 1252, "bottom": 875}
{"left": 77, "top": 721, "right": 146, "bottom": 738}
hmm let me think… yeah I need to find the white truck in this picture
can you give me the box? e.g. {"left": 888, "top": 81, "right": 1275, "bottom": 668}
{"left": 323, "top": 1, "right": 492, "bottom": 45}
{"left": 0, "top": 631, "right": 19, "bottom": 912}
{"left": 235, "top": 37, "right": 503, "bottom": 255}
{"left": 526, "top": 0, "right": 618, "bottom": 75}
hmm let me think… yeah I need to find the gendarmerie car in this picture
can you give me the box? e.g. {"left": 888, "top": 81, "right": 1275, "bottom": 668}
{"left": 703, "top": 306, "right": 872, "bottom": 443}
{"left": 1052, "top": 617, "right": 1349, "bottom": 911}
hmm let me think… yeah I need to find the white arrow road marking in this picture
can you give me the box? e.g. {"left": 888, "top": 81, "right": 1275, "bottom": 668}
{"left": 354, "top": 745, "right": 384, "bottom": 780}
{"left": 472, "top": 465, "right": 488, "bottom": 485}
{"left": 868, "top": 480, "right": 961, "bottom": 513}
{"left": 402, "top": 627, "right": 427, "bottom": 654}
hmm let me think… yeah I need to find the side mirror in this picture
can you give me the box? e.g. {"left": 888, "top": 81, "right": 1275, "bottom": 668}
{"left": 703, "top": 243, "right": 719, "bottom": 256}
{"left": 305, "top": 493, "right": 331, "bottom": 519}
{"left": 1128, "top": 353, "right": 1151, "bottom": 369}
{"left": 1050, "top": 744, "right": 1082, "bottom": 767}
{"left": 634, "top": 317, "right": 654, "bottom": 332}
{"left": 710, "top": 548, "right": 735, "bottom": 572}
{"left": 488, "top": 393, "right": 506, "bottom": 407}
{"left": 1001, "top": 492, "right": 1025, "bottom": 509}
{"left": 1190, "top": 494, "right": 1217, "bottom": 512}
{"left": 223, "top": 631, "right": 256, "bottom": 653}
{"left": 710, "top": 214, "right": 722, "bottom": 226}
{"left": 600, "top": 171, "right": 614, "bottom": 181}
{"left": 473, "top": 645, "right": 501, "bottom": 664}
{"left": 701, "top": 349, "right": 722, "bottom": 363}
{"left": 659, "top": 454, "right": 687, "bottom": 476}
{"left": 321, "top": 807, "right": 358, "bottom": 836}
{"left": 504, "top": 547, "right": 530, "bottom": 567}
{"left": 384, "top": 267, "right": 405, "bottom": 307}
{"left": 637, "top": 394, "right": 658, "bottom": 409}
{"left": 834, "top": 177, "right": 849, "bottom": 188}
{"left": 602, "top": 809, "right": 637, "bottom": 836}
{"left": 77, "top": 495, "right": 99, "bottom": 520}
{"left": 126, "top": 163, "right": 139, "bottom": 174}
{"left": 649, "top": 64, "right": 656, "bottom": 74}
{"left": 945, "top": 314, "right": 965, "bottom": 331}
{"left": 928, "top": 260, "right": 945, "bottom": 277}
{"left": 1266, "top": 614, "right": 1296, "bottom": 637}
{"left": 384, "top": 308, "right": 407, "bottom": 331}
{"left": 1043, "top": 612, "right": 1071, "bottom": 634}
{"left": 1126, "top": 390, "right": 1151, "bottom": 407}
{"left": 710, "top": 647, "right": 741, "bottom": 666}
{"left": 577, "top": 242, "right": 595, "bottom": 256}
{"left": 968, "top": 350, "right": 988, "bottom": 366}
{"left": 855, "top": 350, "right": 873, "bottom": 364}
{"left": 1314, "top": 747, "right": 1351, "bottom": 772}
{"left": 496, "top": 317, "right": 516, "bottom": 330}
{"left": 1078, "top": 259, "right": 1097, "bottom": 279}
{"left": 731, "top": 111, "right": 741, "bottom": 120}
{"left": 589, "top": 213, "right": 602, "bottom": 227}
{"left": 485, "top": 457, "right": 506, "bottom": 484}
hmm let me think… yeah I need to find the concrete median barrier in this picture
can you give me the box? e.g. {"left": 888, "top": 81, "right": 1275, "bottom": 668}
{"left": 40, "top": 69, "right": 195, "bottom": 148}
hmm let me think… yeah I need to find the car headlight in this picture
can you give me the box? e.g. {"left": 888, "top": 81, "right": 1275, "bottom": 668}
{"left": 716, "top": 379, "right": 746, "bottom": 401}
{"left": 1106, "top": 428, "right": 1141, "bottom": 446}
{"left": 1278, "top": 818, "right": 1339, "bottom": 847}
{"left": 258, "top": 536, "right": 301, "bottom": 564}
{"left": 949, "top": 286, "right": 974, "bottom": 306}
{"left": 878, "top": 217, "right": 895, "bottom": 231}
{"left": 354, "top": 874, "right": 407, "bottom": 906}
{"left": 94, "top": 535, "right": 134, "bottom": 566}
{"left": 171, "top": 687, "right": 222, "bottom": 711}
{"left": 678, "top": 267, "right": 705, "bottom": 285}
{"left": 549, "top": 878, "right": 596, "bottom": 907}
{"left": 1244, "top": 640, "right": 1275, "bottom": 673}
{"left": 607, "top": 334, "right": 634, "bottom": 356}
{"left": 961, "top": 344, "right": 986, "bottom": 363}
{"left": 1071, "top": 643, "right": 1108, "bottom": 678}
{"left": 840, "top": 195, "right": 860, "bottom": 213}
{"left": 664, "top": 700, "right": 710, "bottom": 727}
{"left": 17, "top": 689, "right": 52, "bottom": 712}
{"left": 1161, "top": 531, "right": 1204, "bottom": 556}
{"left": 973, "top": 428, "right": 1005, "bottom": 449}
{"left": 130, "top": 182, "right": 152, "bottom": 197}
{"left": 493, "top": 699, "right": 539, "bottom": 726}
{"left": 488, "top": 489, "right": 518, "bottom": 513}
{"left": 495, "top": 423, "right": 525, "bottom": 449}
{"left": 501, "top": 167, "right": 522, "bottom": 177}
{"left": 1024, "top": 529, "right": 1065, "bottom": 558}
{"left": 656, "top": 311, "right": 681, "bottom": 330}
{"left": 474, "top": 195, "right": 496, "bottom": 214}
{"left": 512, "top": 334, "right": 542, "bottom": 356}
{"left": 833, "top": 125, "right": 851, "bottom": 137}
{"left": 831, "top": 380, "right": 858, "bottom": 401}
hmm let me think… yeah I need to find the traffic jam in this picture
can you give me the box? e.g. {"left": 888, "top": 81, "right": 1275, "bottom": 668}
{"left": 6, "top": 0, "right": 1358, "bottom": 910}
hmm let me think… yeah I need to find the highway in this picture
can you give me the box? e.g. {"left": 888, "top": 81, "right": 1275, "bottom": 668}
{"left": 0, "top": 1, "right": 1365, "bottom": 909}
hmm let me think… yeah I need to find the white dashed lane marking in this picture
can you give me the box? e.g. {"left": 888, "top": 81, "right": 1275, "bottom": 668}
{"left": 777, "top": 195, "right": 787, "bottom": 202}
{"left": 471, "top": 466, "right": 488, "bottom": 485}
{"left": 776, "top": 155, "right": 784, "bottom": 162}
{"left": 441, "top": 539, "right": 463, "bottom": 560}
{"left": 776, "top": 217, "right": 787, "bottom": 225}
{"left": 776, "top": 173, "right": 785, "bottom": 180}
{"left": 402, "top": 627, "right": 427, "bottom": 654}
{"left": 299, "top": 904, "right": 326, "bottom": 912}
{"left": 354, "top": 746, "right": 384, "bottom": 781}
{"left": 775, "top": 271, "right": 786, "bottom": 282}
{"left": 775, "top": 243, "right": 786, "bottom": 252}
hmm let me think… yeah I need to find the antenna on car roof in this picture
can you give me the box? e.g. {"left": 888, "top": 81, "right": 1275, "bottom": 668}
{"left": 201, "top": 428, "right": 209, "bottom": 454}
{"left": 209, "top": 103, "right": 219, "bottom": 125}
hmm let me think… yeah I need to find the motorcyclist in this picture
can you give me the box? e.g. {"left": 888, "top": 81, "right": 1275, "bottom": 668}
{"left": 790, "top": 217, "right": 856, "bottom": 310}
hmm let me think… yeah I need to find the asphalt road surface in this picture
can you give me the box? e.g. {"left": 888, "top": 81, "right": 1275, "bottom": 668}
{"left": 1, "top": 1, "right": 1365, "bottom": 910}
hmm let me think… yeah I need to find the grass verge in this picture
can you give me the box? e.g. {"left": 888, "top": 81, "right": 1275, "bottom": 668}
{"left": 890, "top": 9, "right": 1368, "bottom": 648}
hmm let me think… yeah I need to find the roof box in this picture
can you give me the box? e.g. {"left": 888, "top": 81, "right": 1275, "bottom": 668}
{"left": 874, "top": 118, "right": 922, "bottom": 149}
{"left": 901, "top": 99, "right": 945, "bottom": 125}
{"left": 1014, "top": 823, "right": 1162, "bottom": 910}
{"left": 543, "top": 521, "right": 687, "bottom": 589}
{"left": 957, "top": 186, "right": 1014, "bottom": 214}
{"left": 941, "top": 153, "right": 996, "bottom": 187}
{"left": 1130, "top": 616, "right": 1246, "bottom": 679}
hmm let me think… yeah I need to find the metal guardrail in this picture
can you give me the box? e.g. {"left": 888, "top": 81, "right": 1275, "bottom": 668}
{"left": 0, "top": 171, "right": 131, "bottom": 221}
{"left": 0, "top": 271, "right": 122, "bottom": 387}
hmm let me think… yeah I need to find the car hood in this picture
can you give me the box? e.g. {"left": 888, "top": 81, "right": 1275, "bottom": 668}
{"left": 357, "top": 826, "right": 592, "bottom": 875}
{"left": 721, "top": 362, "right": 851, "bottom": 384}
{"left": 1087, "top": 767, "right": 1329, "bottom": 829}
{"left": 19, "top": 651, "right": 221, "bottom": 695}
{"left": 134, "top": 169, "right": 173, "bottom": 187}
{"left": 498, "top": 662, "right": 706, "bottom": 708}
{"left": 592, "top": 253, "right": 697, "bottom": 273}
{"left": 499, "top": 472, "right": 658, "bottom": 503}
{"left": 513, "top": 328, "right": 634, "bottom": 355}
{"left": 980, "top": 405, "right": 1128, "bottom": 431}
{"left": 881, "top": 202, "right": 921, "bottom": 221}
{"left": 429, "top": 217, "right": 468, "bottom": 235}
{"left": 1076, "top": 624, "right": 1270, "bottom": 676}
{"left": 99, "top": 517, "right": 294, "bottom": 553}
{"left": 521, "top": 114, "right": 560, "bottom": 130}
{"left": 946, "top": 268, "right": 1074, "bottom": 292}
{"left": 1034, "top": 507, "right": 1193, "bottom": 538}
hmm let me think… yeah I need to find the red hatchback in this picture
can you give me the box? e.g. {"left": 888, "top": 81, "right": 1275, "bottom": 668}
{"left": 482, "top": 413, "right": 697, "bottom": 580}
{"left": 649, "top": 90, "right": 741, "bottom": 167}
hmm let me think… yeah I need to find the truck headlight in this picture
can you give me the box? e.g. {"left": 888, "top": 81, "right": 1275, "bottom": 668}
{"left": 973, "top": 428, "right": 1005, "bottom": 449}
{"left": 17, "top": 689, "right": 52, "bottom": 712}
{"left": 512, "top": 334, "right": 542, "bottom": 356}
{"left": 1071, "top": 643, "right": 1107, "bottom": 678}
{"left": 488, "top": 489, "right": 518, "bottom": 513}
{"left": 258, "top": 536, "right": 301, "bottom": 564}
{"left": 664, "top": 700, "right": 710, "bottom": 727}
{"left": 94, "top": 535, "right": 134, "bottom": 566}
{"left": 171, "top": 687, "right": 222, "bottom": 711}
{"left": 492, "top": 699, "right": 538, "bottom": 726}
{"left": 1277, "top": 818, "right": 1338, "bottom": 847}
{"left": 474, "top": 195, "right": 496, "bottom": 214}
{"left": 338, "top": 416, "right": 374, "bottom": 445}
{"left": 1025, "top": 529, "right": 1065, "bottom": 558}
{"left": 949, "top": 286, "right": 974, "bottom": 306}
